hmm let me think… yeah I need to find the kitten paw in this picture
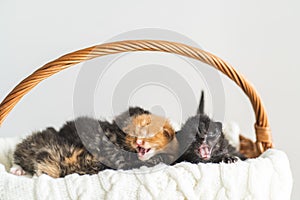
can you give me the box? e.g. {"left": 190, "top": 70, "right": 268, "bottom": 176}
{"left": 10, "top": 165, "right": 26, "bottom": 176}
{"left": 222, "top": 156, "right": 238, "bottom": 164}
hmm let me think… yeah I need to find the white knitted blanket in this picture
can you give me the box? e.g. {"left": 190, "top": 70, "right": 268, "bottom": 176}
{"left": 0, "top": 133, "right": 293, "bottom": 200}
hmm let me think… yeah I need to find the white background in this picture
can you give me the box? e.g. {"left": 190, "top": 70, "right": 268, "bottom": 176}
{"left": 1, "top": 0, "right": 299, "bottom": 199}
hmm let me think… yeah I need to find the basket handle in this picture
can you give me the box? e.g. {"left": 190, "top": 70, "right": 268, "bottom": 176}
{"left": 0, "top": 40, "right": 272, "bottom": 157}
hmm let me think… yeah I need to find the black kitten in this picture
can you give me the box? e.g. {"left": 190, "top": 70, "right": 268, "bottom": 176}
{"left": 56, "top": 116, "right": 130, "bottom": 170}
{"left": 175, "top": 91, "right": 246, "bottom": 164}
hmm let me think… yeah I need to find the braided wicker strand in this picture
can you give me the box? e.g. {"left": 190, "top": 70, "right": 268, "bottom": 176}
{"left": 0, "top": 40, "right": 272, "bottom": 157}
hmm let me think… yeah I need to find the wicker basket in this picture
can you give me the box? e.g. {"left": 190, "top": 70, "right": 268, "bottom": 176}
{"left": 0, "top": 40, "right": 273, "bottom": 158}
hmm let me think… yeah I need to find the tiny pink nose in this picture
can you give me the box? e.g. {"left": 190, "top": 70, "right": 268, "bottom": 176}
{"left": 136, "top": 139, "right": 144, "bottom": 145}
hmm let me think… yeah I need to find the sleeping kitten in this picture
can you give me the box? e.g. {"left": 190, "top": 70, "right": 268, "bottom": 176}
{"left": 175, "top": 91, "right": 246, "bottom": 164}
{"left": 12, "top": 128, "right": 105, "bottom": 178}
{"left": 11, "top": 107, "right": 178, "bottom": 177}
{"left": 119, "top": 107, "right": 179, "bottom": 165}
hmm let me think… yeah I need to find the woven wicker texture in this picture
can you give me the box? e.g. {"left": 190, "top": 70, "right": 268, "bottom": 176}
{"left": 0, "top": 40, "right": 272, "bottom": 157}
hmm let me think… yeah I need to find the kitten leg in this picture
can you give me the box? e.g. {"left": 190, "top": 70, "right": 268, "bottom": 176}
{"left": 227, "top": 144, "right": 247, "bottom": 161}
{"left": 144, "top": 154, "right": 172, "bottom": 166}
{"left": 234, "top": 152, "right": 247, "bottom": 161}
{"left": 126, "top": 154, "right": 173, "bottom": 169}
{"left": 221, "top": 155, "right": 238, "bottom": 164}
{"left": 10, "top": 164, "right": 26, "bottom": 176}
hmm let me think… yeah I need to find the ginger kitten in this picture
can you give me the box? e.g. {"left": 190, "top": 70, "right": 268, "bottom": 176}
{"left": 122, "top": 109, "right": 179, "bottom": 165}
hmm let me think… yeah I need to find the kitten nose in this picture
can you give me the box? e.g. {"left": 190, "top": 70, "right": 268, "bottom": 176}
{"left": 136, "top": 139, "right": 144, "bottom": 145}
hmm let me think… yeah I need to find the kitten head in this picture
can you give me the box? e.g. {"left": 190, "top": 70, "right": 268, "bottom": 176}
{"left": 179, "top": 114, "right": 223, "bottom": 161}
{"left": 196, "top": 116, "right": 222, "bottom": 160}
{"left": 124, "top": 113, "right": 176, "bottom": 161}
{"left": 177, "top": 91, "right": 225, "bottom": 162}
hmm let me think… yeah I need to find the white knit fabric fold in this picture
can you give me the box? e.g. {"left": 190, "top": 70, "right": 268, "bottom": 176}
{"left": 0, "top": 124, "right": 293, "bottom": 200}
{"left": 0, "top": 147, "right": 293, "bottom": 200}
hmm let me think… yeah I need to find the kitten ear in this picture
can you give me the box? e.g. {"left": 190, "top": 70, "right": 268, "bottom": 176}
{"left": 215, "top": 122, "right": 222, "bottom": 130}
{"left": 163, "top": 123, "right": 175, "bottom": 141}
{"left": 128, "top": 107, "right": 150, "bottom": 116}
{"left": 197, "top": 90, "right": 205, "bottom": 115}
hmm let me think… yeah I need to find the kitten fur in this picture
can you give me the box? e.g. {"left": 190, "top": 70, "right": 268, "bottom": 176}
{"left": 58, "top": 107, "right": 178, "bottom": 168}
{"left": 120, "top": 108, "right": 178, "bottom": 165}
{"left": 12, "top": 107, "right": 178, "bottom": 178}
{"left": 13, "top": 128, "right": 105, "bottom": 178}
{"left": 175, "top": 91, "right": 246, "bottom": 164}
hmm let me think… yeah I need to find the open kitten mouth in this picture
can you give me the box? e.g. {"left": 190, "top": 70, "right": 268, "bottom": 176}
{"left": 198, "top": 144, "right": 211, "bottom": 160}
{"left": 137, "top": 146, "right": 151, "bottom": 157}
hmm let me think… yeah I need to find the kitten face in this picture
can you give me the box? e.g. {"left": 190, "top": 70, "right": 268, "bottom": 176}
{"left": 178, "top": 114, "right": 223, "bottom": 162}
{"left": 175, "top": 91, "right": 246, "bottom": 164}
{"left": 124, "top": 114, "right": 175, "bottom": 161}
{"left": 195, "top": 120, "right": 222, "bottom": 160}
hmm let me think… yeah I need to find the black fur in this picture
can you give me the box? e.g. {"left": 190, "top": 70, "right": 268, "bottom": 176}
{"left": 197, "top": 90, "right": 205, "bottom": 115}
{"left": 56, "top": 116, "right": 131, "bottom": 169}
{"left": 128, "top": 107, "right": 150, "bottom": 116}
{"left": 175, "top": 91, "right": 246, "bottom": 164}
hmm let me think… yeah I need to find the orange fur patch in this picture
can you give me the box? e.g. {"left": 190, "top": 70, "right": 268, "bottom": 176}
{"left": 65, "top": 148, "right": 84, "bottom": 165}
{"left": 133, "top": 114, "right": 152, "bottom": 127}
{"left": 125, "top": 114, "right": 175, "bottom": 150}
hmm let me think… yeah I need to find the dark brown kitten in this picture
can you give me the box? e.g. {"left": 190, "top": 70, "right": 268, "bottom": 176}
{"left": 12, "top": 128, "right": 105, "bottom": 178}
